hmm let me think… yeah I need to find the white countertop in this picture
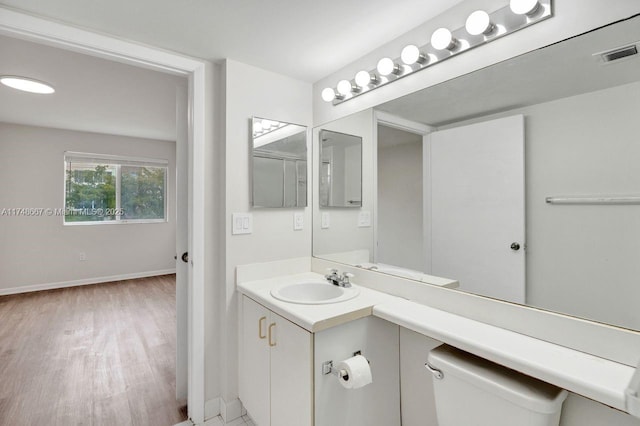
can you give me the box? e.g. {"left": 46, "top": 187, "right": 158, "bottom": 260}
{"left": 236, "top": 267, "right": 637, "bottom": 414}
{"left": 374, "top": 298, "right": 636, "bottom": 412}
{"left": 237, "top": 272, "right": 400, "bottom": 332}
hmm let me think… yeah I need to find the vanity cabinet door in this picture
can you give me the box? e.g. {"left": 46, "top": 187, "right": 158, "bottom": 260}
{"left": 240, "top": 296, "right": 313, "bottom": 426}
{"left": 240, "top": 296, "right": 271, "bottom": 426}
{"left": 270, "top": 312, "right": 313, "bottom": 426}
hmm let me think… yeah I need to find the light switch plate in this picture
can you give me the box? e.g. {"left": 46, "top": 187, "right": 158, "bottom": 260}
{"left": 321, "top": 212, "right": 330, "bottom": 229}
{"left": 358, "top": 210, "right": 371, "bottom": 227}
{"left": 232, "top": 213, "right": 253, "bottom": 235}
{"left": 293, "top": 212, "right": 304, "bottom": 230}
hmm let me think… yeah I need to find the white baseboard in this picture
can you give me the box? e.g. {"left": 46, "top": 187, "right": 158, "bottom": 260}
{"left": 0, "top": 269, "right": 177, "bottom": 296}
{"left": 220, "top": 398, "right": 243, "bottom": 424}
{"left": 205, "top": 397, "right": 221, "bottom": 421}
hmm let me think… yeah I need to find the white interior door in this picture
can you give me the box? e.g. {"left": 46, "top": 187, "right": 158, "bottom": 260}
{"left": 175, "top": 84, "right": 188, "bottom": 401}
{"left": 427, "top": 115, "right": 525, "bottom": 303}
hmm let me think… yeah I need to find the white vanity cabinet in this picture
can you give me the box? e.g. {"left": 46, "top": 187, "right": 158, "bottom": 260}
{"left": 240, "top": 295, "right": 313, "bottom": 426}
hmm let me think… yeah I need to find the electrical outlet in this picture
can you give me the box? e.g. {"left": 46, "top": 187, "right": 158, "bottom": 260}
{"left": 79, "top": 252, "right": 87, "bottom": 261}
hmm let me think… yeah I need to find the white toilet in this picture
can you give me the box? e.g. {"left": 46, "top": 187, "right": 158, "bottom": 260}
{"left": 428, "top": 345, "right": 568, "bottom": 426}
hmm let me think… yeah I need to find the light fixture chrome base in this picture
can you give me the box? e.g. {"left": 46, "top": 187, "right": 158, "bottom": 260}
{"left": 329, "top": 0, "right": 552, "bottom": 105}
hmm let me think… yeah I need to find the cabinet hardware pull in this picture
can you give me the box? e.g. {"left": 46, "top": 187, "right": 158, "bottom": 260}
{"left": 258, "top": 316, "right": 267, "bottom": 339}
{"left": 268, "top": 323, "right": 276, "bottom": 347}
{"left": 425, "top": 362, "right": 444, "bottom": 380}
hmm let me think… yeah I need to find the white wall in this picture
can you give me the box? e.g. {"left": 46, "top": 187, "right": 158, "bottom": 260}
{"left": 312, "top": 109, "right": 374, "bottom": 260}
{"left": 436, "top": 80, "right": 640, "bottom": 331}
{"left": 377, "top": 135, "right": 423, "bottom": 271}
{"left": 221, "top": 59, "right": 312, "bottom": 405}
{"left": 313, "top": 0, "right": 640, "bottom": 126}
{"left": 0, "top": 122, "right": 176, "bottom": 292}
{"left": 315, "top": 316, "right": 400, "bottom": 426}
{"left": 399, "top": 327, "right": 640, "bottom": 426}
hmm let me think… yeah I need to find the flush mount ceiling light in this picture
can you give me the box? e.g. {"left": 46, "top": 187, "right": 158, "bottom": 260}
{"left": 322, "top": 0, "right": 552, "bottom": 105}
{"left": 0, "top": 75, "right": 55, "bottom": 94}
{"left": 466, "top": 10, "right": 495, "bottom": 36}
{"left": 510, "top": 0, "right": 540, "bottom": 16}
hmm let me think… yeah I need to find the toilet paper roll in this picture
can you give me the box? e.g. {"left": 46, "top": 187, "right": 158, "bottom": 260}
{"left": 336, "top": 355, "right": 372, "bottom": 389}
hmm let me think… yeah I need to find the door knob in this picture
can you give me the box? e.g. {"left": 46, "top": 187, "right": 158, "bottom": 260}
{"left": 510, "top": 243, "right": 521, "bottom": 251}
{"left": 181, "top": 252, "right": 189, "bottom": 263}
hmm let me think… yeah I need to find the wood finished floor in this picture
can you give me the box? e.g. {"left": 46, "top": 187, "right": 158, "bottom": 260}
{"left": 0, "top": 275, "right": 187, "bottom": 426}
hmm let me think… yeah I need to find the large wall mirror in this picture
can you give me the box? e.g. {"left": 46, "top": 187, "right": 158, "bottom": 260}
{"left": 312, "top": 14, "right": 640, "bottom": 332}
{"left": 251, "top": 117, "right": 307, "bottom": 208}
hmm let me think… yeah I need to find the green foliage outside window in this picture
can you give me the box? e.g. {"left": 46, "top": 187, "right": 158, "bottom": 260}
{"left": 65, "top": 165, "right": 117, "bottom": 222}
{"left": 64, "top": 160, "right": 166, "bottom": 223}
{"left": 121, "top": 166, "right": 165, "bottom": 220}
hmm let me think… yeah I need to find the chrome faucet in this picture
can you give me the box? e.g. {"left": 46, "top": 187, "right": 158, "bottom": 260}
{"left": 324, "top": 269, "right": 354, "bottom": 288}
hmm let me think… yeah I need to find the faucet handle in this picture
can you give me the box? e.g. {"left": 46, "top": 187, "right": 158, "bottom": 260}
{"left": 341, "top": 272, "right": 354, "bottom": 285}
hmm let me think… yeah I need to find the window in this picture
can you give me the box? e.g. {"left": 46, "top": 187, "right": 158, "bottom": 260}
{"left": 64, "top": 152, "right": 168, "bottom": 224}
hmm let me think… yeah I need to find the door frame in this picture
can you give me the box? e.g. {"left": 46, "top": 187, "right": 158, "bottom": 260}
{"left": 0, "top": 8, "right": 207, "bottom": 424}
{"left": 373, "top": 111, "right": 433, "bottom": 267}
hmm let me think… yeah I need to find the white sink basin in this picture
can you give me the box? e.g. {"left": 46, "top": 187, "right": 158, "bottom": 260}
{"left": 270, "top": 280, "right": 360, "bottom": 305}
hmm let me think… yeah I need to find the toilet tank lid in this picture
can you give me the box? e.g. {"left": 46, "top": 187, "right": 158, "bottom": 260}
{"left": 428, "top": 345, "right": 568, "bottom": 414}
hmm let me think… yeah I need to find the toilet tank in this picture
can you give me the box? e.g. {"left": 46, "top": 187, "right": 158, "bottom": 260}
{"left": 428, "top": 345, "right": 568, "bottom": 426}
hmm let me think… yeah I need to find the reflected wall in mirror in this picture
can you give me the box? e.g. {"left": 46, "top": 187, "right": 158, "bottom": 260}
{"left": 251, "top": 117, "right": 307, "bottom": 208}
{"left": 312, "top": 15, "right": 640, "bottom": 331}
{"left": 319, "top": 129, "right": 362, "bottom": 208}
{"left": 312, "top": 110, "right": 374, "bottom": 265}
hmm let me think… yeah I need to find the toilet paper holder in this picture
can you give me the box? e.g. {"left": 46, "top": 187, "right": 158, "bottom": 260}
{"left": 322, "top": 350, "right": 369, "bottom": 378}
{"left": 322, "top": 360, "right": 349, "bottom": 379}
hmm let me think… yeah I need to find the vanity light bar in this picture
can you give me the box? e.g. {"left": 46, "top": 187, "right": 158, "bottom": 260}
{"left": 322, "top": 0, "right": 552, "bottom": 105}
{"left": 253, "top": 118, "right": 289, "bottom": 138}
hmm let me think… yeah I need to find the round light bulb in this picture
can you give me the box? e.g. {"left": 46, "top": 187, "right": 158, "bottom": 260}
{"left": 431, "top": 28, "right": 456, "bottom": 51}
{"left": 321, "top": 87, "right": 336, "bottom": 102}
{"left": 465, "top": 10, "right": 493, "bottom": 36}
{"left": 401, "top": 45, "right": 422, "bottom": 65}
{"left": 354, "top": 70, "right": 372, "bottom": 87}
{"left": 0, "top": 76, "right": 55, "bottom": 94}
{"left": 253, "top": 121, "right": 263, "bottom": 133}
{"left": 337, "top": 79, "right": 353, "bottom": 96}
{"left": 262, "top": 120, "right": 272, "bottom": 130}
{"left": 377, "top": 57, "right": 396, "bottom": 76}
{"left": 510, "top": 0, "right": 540, "bottom": 15}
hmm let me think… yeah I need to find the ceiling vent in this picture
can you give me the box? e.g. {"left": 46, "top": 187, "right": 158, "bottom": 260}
{"left": 601, "top": 45, "right": 638, "bottom": 62}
